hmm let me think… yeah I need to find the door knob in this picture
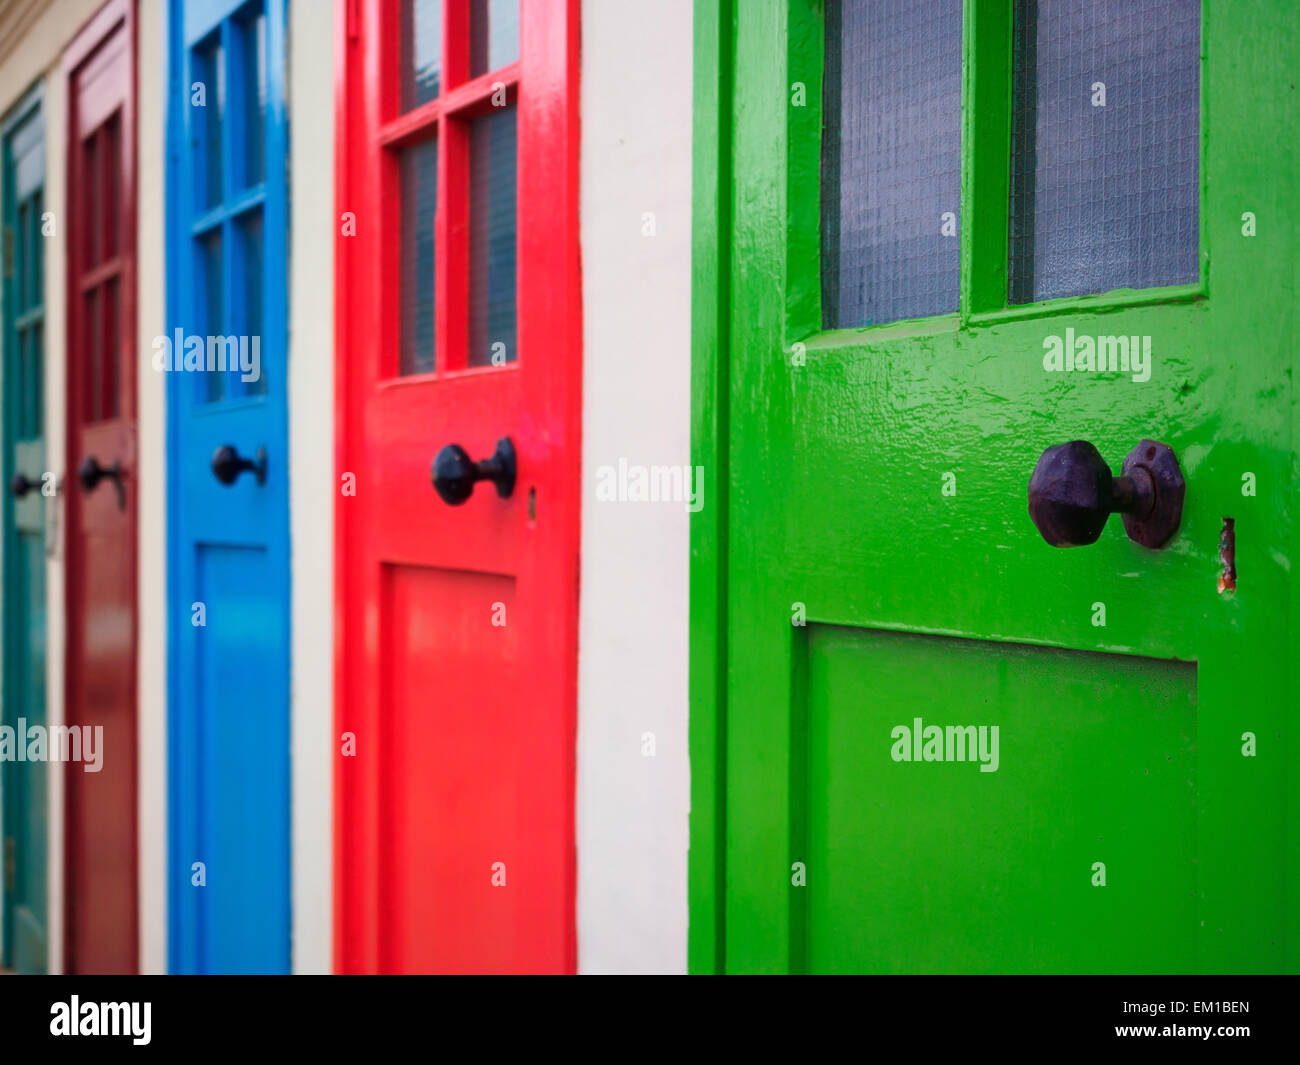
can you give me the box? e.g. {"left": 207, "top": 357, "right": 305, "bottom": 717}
{"left": 9, "top": 473, "right": 40, "bottom": 498}
{"left": 211, "top": 444, "right": 267, "bottom": 486}
{"left": 431, "top": 437, "right": 516, "bottom": 505}
{"left": 78, "top": 455, "right": 122, "bottom": 494}
{"left": 1028, "top": 439, "right": 1185, "bottom": 549}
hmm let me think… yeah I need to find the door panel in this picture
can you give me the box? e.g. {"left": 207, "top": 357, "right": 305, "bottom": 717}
{"left": 380, "top": 565, "right": 519, "bottom": 973}
{"left": 694, "top": 0, "right": 1298, "bottom": 973}
{"left": 806, "top": 626, "right": 1196, "bottom": 973}
{"left": 2, "top": 90, "right": 48, "bottom": 974}
{"left": 166, "top": 0, "right": 290, "bottom": 974}
{"left": 62, "top": 0, "right": 137, "bottom": 976}
{"left": 336, "top": 0, "right": 581, "bottom": 974}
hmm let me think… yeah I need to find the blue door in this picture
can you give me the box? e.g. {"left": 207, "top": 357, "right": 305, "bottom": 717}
{"left": 165, "top": 0, "right": 290, "bottom": 973}
{"left": 1, "top": 86, "right": 47, "bottom": 976}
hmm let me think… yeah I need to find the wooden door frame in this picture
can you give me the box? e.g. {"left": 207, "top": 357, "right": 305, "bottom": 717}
{"left": 333, "top": 0, "right": 583, "bottom": 973}
{"left": 60, "top": 0, "right": 138, "bottom": 975}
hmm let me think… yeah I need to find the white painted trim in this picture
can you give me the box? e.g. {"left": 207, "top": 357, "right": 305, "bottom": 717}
{"left": 42, "top": 62, "right": 67, "bottom": 977}
{"left": 287, "top": 0, "right": 335, "bottom": 975}
{"left": 576, "top": 0, "right": 693, "bottom": 974}
{"left": 137, "top": 0, "right": 168, "bottom": 976}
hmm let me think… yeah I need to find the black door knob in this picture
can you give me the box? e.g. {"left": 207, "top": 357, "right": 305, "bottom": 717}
{"left": 1027, "top": 439, "right": 1185, "bottom": 549}
{"left": 10, "top": 473, "right": 40, "bottom": 498}
{"left": 211, "top": 444, "right": 267, "bottom": 486}
{"left": 431, "top": 437, "right": 516, "bottom": 505}
{"left": 78, "top": 455, "right": 122, "bottom": 494}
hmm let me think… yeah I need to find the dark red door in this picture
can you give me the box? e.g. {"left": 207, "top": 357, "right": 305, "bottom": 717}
{"left": 335, "top": 0, "right": 581, "bottom": 973}
{"left": 62, "top": 0, "right": 137, "bottom": 975}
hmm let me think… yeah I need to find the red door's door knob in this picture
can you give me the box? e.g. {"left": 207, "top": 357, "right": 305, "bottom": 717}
{"left": 1027, "top": 439, "right": 1185, "bottom": 549}
{"left": 431, "top": 437, "right": 517, "bottom": 505}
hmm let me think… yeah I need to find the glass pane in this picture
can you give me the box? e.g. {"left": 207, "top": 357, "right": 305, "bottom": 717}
{"left": 32, "top": 321, "right": 43, "bottom": 436}
{"left": 18, "top": 328, "right": 30, "bottom": 437}
{"left": 1008, "top": 0, "right": 1200, "bottom": 304}
{"left": 468, "top": 106, "right": 517, "bottom": 367}
{"left": 469, "top": 0, "right": 519, "bottom": 78}
{"left": 103, "top": 276, "right": 119, "bottom": 419}
{"left": 83, "top": 286, "right": 100, "bottom": 422}
{"left": 400, "top": 138, "right": 437, "bottom": 375}
{"left": 31, "top": 190, "right": 43, "bottom": 308}
{"left": 102, "top": 115, "right": 120, "bottom": 260}
{"left": 401, "top": 0, "right": 442, "bottom": 111}
{"left": 236, "top": 209, "right": 266, "bottom": 395}
{"left": 194, "top": 38, "right": 226, "bottom": 210}
{"left": 199, "top": 230, "right": 225, "bottom": 402}
{"left": 821, "top": 0, "right": 962, "bottom": 328}
{"left": 238, "top": 10, "right": 267, "bottom": 189}
{"left": 83, "top": 130, "right": 101, "bottom": 266}
{"left": 17, "top": 199, "right": 29, "bottom": 311}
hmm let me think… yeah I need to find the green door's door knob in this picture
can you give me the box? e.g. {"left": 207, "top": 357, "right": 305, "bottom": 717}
{"left": 1028, "top": 439, "right": 1185, "bottom": 549}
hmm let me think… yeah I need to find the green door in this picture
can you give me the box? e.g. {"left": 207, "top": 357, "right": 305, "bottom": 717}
{"left": 1, "top": 88, "right": 47, "bottom": 975}
{"left": 691, "top": 0, "right": 1298, "bottom": 973}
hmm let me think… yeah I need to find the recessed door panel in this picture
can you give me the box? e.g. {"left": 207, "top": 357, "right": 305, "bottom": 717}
{"left": 806, "top": 626, "right": 1197, "bottom": 973}
{"left": 380, "top": 565, "right": 518, "bottom": 973}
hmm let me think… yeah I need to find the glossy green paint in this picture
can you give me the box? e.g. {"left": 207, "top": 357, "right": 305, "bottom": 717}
{"left": 691, "top": 0, "right": 1299, "bottom": 973}
{"left": 1, "top": 86, "right": 47, "bottom": 975}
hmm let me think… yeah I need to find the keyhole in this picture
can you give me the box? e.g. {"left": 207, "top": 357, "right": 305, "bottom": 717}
{"left": 528, "top": 486, "right": 537, "bottom": 524}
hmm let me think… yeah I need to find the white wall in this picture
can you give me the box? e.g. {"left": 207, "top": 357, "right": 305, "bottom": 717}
{"left": 287, "top": 0, "right": 334, "bottom": 975}
{"left": 577, "top": 0, "right": 694, "bottom": 974}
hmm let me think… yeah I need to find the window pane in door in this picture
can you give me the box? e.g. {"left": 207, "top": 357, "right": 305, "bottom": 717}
{"left": 101, "top": 115, "right": 120, "bottom": 261}
{"left": 469, "top": 0, "right": 519, "bottom": 78}
{"left": 102, "top": 276, "right": 119, "bottom": 419}
{"left": 237, "top": 9, "right": 268, "bottom": 189}
{"left": 199, "top": 229, "right": 225, "bottom": 402}
{"left": 821, "top": 0, "right": 962, "bottom": 328}
{"left": 467, "top": 106, "right": 517, "bottom": 367}
{"left": 83, "top": 286, "right": 100, "bottom": 421}
{"left": 236, "top": 209, "right": 266, "bottom": 395}
{"left": 401, "top": 0, "right": 442, "bottom": 111}
{"left": 1008, "top": 0, "right": 1200, "bottom": 304}
{"left": 194, "top": 39, "right": 225, "bottom": 211}
{"left": 399, "top": 138, "right": 437, "bottom": 375}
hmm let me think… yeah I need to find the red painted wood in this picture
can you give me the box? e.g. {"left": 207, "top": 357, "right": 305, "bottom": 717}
{"left": 61, "top": 0, "right": 137, "bottom": 975}
{"left": 335, "top": 0, "right": 582, "bottom": 974}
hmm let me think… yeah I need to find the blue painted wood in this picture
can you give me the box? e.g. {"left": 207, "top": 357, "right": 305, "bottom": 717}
{"left": 166, "top": 0, "right": 291, "bottom": 974}
{"left": 2, "top": 85, "right": 48, "bottom": 976}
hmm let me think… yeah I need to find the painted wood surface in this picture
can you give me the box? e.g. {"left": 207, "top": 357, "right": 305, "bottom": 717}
{"left": 1, "top": 85, "right": 47, "bottom": 976}
{"left": 165, "top": 0, "right": 291, "bottom": 975}
{"left": 692, "top": 0, "right": 1299, "bottom": 973}
{"left": 335, "top": 0, "right": 581, "bottom": 974}
{"left": 61, "top": 0, "right": 137, "bottom": 975}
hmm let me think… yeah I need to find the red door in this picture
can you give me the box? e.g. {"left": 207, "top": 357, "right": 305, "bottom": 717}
{"left": 335, "top": 0, "right": 581, "bottom": 973}
{"left": 62, "top": 0, "right": 137, "bottom": 975}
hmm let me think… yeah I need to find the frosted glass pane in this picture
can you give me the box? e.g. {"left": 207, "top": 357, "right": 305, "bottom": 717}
{"left": 1008, "top": 0, "right": 1200, "bottom": 303}
{"left": 822, "top": 0, "right": 962, "bottom": 328}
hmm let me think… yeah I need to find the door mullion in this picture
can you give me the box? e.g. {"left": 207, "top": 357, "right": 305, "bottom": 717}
{"left": 960, "top": 0, "right": 1013, "bottom": 319}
